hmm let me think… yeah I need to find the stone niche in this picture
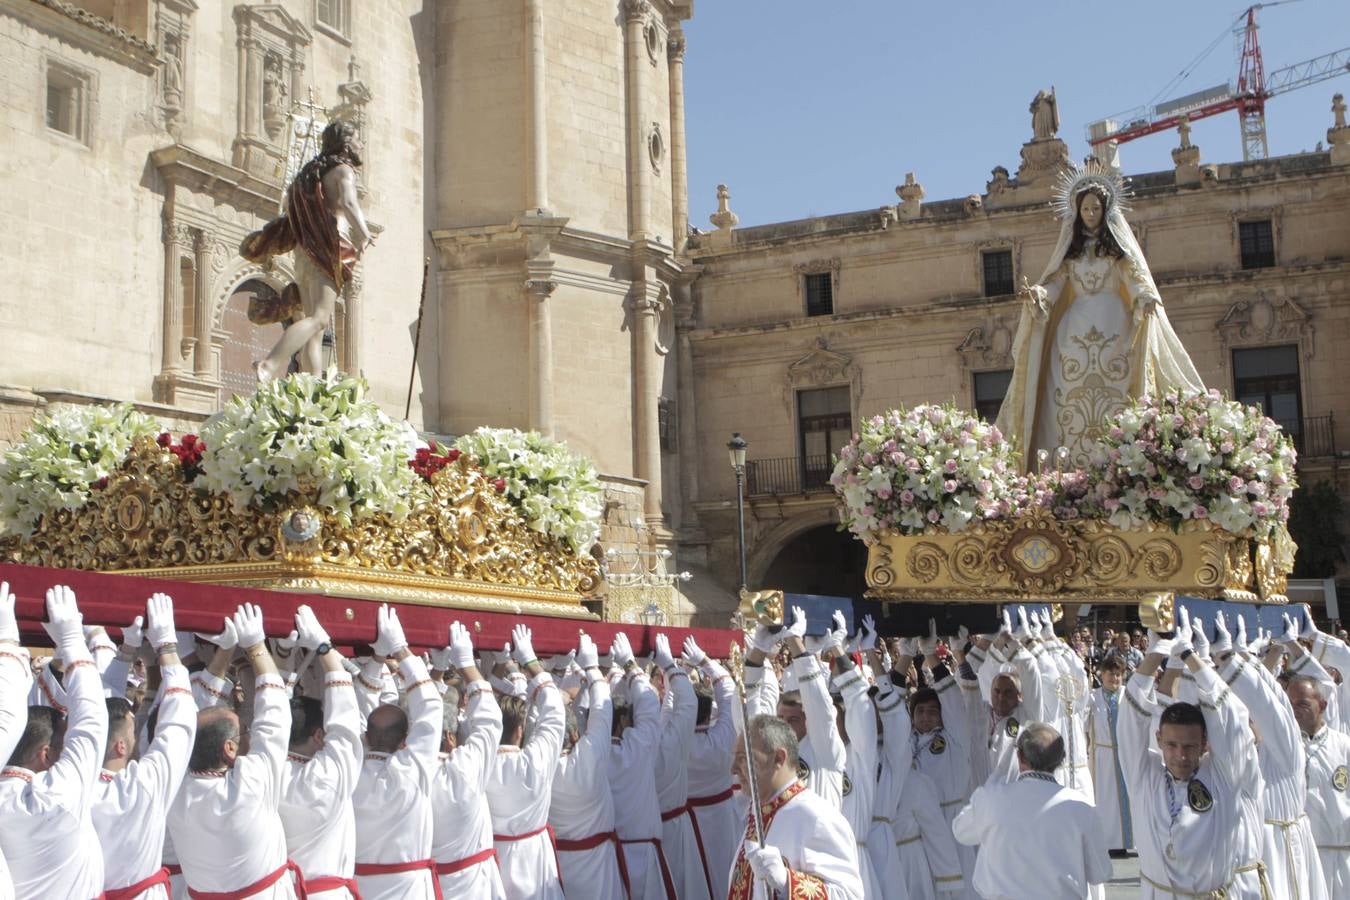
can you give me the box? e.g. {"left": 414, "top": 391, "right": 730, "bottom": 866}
{"left": 231, "top": 4, "right": 311, "bottom": 180}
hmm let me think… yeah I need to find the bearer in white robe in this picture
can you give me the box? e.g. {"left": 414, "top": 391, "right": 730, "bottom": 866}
{"left": 652, "top": 632, "right": 711, "bottom": 900}
{"left": 430, "top": 622, "right": 505, "bottom": 899}
{"left": 829, "top": 647, "right": 884, "bottom": 898}
{"left": 607, "top": 633, "right": 672, "bottom": 900}
{"left": 953, "top": 722, "right": 1111, "bottom": 899}
{"left": 1035, "top": 611, "right": 1094, "bottom": 802}
{"left": 168, "top": 602, "right": 297, "bottom": 899}
{"left": 486, "top": 623, "right": 565, "bottom": 900}
{"left": 1120, "top": 626, "right": 1264, "bottom": 899}
{"left": 1087, "top": 655, "right": 1132, "bottom": 852}
{"left": 974, "top": 608, "right": 1053, "bottom": 786}
{"left": 1288, "top": 673, "right": 1350, "bottom": 897}
{"left": 352, "top": 605, "right": 442, "bottom": 899}
{"left": 683, "top": 637, "right": 738, "bottom": 900}
{"left": 94, "top": 593, "right": 195, "bottom": 900}
{"left": 1216, "top": 613, "right": 1328, "bottom": 900}
{"left": 0, "top": 580, "right": 33, "bottom": 900}
{"left": 864, "top": 633, "right": 912, "bottom": 900}
{"left": 549, "top": 632, "right": 624, "bottom": 899}
{"left": 0, "top": 584, "right": 107, "bottom": 900}
{"left": 744, "top": 605, "right": 847, "bottom": 808}
{"left": 278, "top": 606, "right": 362, "bottom": 899}
{"left": 730, "top": 713, "right": 863, "bottom": 900}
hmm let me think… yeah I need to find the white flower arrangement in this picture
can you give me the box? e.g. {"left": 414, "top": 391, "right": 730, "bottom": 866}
{"left": 198, "top": 371, "right": 422, "bottom": 524}
{"left": 1092, "top": 389, "right": 1297, "bottom": 537}
{"left": 0, "top": 403, "right": 161, "bottom": 537}
{"left": 830, "top": 404, "right": 1025, "bottom": 543}
{"left": 453, "top": 427, "right": 603, "bottom": 556}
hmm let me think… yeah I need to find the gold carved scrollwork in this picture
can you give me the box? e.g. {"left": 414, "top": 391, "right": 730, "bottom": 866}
{"left": 0, "top": 438, "right": 601, "bottom": 615}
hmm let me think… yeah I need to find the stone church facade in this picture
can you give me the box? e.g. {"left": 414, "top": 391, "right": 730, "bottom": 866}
{"left": 2, "top": 0, "right": 1349, "bottom": 624}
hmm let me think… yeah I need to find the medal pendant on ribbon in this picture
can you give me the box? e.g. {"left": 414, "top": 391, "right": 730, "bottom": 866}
{"left": 1166, "top": 841, "right": 1175, "bottom": 860}
{"left": 796, "top": 759, "right": 810, "bottom": 783}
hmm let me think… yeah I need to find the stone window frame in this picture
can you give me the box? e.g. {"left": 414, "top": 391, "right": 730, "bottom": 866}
{"left": 314, "top": 0, "right": 352, "bottom": 44}
{"left": 973, "top": 239, "right": 1020, "bottom": 299}
{"left": 793, "top": 258, "right": 841, "bottom": 319}
{"left": 42, "top": 55, "right": 95, "bottom": 147}
{"left": 1229, "top": 206, "right": 1283, "bottom": 271}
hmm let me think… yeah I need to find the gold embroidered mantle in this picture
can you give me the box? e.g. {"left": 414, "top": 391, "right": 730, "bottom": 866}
{"left": 865, "top": 508, "right": 1292, "bottom": 611}
{"left": 0, "top": 438, "right": 601, "bottom": 618}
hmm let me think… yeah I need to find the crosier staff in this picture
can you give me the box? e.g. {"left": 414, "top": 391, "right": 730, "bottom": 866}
{"left": 728, "top": 642, "right": 766, "bottom": 847}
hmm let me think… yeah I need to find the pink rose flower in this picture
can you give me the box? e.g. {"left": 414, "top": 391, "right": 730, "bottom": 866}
{"left": 1193, "top": 506, "right": 1208, "bottom": 519}
{"left": 926, "top": 509, "right": 941, "bottom": 523}
{"left": 899, "top": 490, "right": 915, "bottom": 504}
{"left": 1188, "top": 476, "right": 1204, "bottom": 490}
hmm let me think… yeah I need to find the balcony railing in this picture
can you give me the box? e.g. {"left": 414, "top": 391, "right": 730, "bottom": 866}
{"left": 745, "top": 455, "right": 835, "bottom": 496}
{"left": 1278, "top": 414, "right": 1336, "bottom": 460}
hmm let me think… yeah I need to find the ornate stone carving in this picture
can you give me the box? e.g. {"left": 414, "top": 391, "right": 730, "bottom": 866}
{"left": 643, "top": 20, "right": 661, "bottom": 64}
{"left": 986, "top": 166, "right": 1012, "bottom": 196}
{"left": 648, "top": 122, "right": 664, "bottom": 174}
{"left": 232, "top": 4, "right": 311, "bottom": 178}
{"left": 896, "top": 172, "right": 924, "bottom": 220}
{"left": 667, "top": 26, "right": 686, "bottom": 62}
{"left": 791, "top": 258, "right": 841, "bottom": 298}
{"left": 0, "top": 438, "right": 602, "bottom": 612}
{"left": 1030, "top": 88, "right": 1059, "bottom": 141}
{"left": 1215, "top": 293, "right": 1314, "bottom": 367}
{"left": 1329, "top": 94, "right": 1350, "bottom": 165}
{"left": 709, "top": 184, "right": 738, "bottom": 232}
{"left": 956, "top": 316, "right": 1015, "bottom": 370}
{"left": 865, "top": 512, "right": 1291, "bottom": 605}
{"left": 787, "top": 338, "right": 853, "bottom": 388}
{"left": 622, "top": 0, "right": 653, "bottom": 24}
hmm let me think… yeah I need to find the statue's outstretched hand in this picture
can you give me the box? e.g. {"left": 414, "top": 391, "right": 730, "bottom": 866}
{"left": 1134, "top": 295, "right": 1159, "bottom": 323}
{"left": 1017, "top": 276, "right": 1048, "bottom": 320}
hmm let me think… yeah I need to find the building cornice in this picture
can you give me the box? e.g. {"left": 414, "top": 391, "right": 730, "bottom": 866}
{"left": 150, "top": 144, "right": 282, "bottom": 218}
{"left": 2, "top": 0, "right": 158, "bottom": 73}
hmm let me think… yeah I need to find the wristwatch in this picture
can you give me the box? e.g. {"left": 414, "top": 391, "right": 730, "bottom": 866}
{"left": 316, "top": 642, "right": 332, "bottom": 656}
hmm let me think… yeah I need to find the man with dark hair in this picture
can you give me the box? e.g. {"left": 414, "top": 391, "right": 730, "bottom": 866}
{"left": 92, "top": 592, "right": 195, "bottom": 900}
{"left": 550, "top": 632, "right": 623, "bottom": 897}
{"left": 430, "top": 621, "right": 505, "bottom": 898}
{"left": 0, "top": 585, "right": 108, "bottom": 900}
{"left": 277, "top": 605, "right": 363, "bottom": 897}
{"left": 606, "top": 630, "right": 673, "bottom": 899}
{"left": 682, "top": 636, "right": 739, "bottom": 898}
{"left": 1120, "top": 617, "right": 1263, "bottom": 898}
{"left": 1088, "top": 652, "right": 1132, "bottom": 856}
{"left": 486, "top": 623, "right": 566, "bottom": 899}
{"left": 953, "top": 722, "right": 1110, "bottom": 898}
{"left": 729, "top": 714, "right": 862, "bottom": 899}
{"left": 352, "top": 605, "right": 442, "bottom": 899}
{"left": 0, "top": 580, "right": 33, "bottom": 899}
{"left": 168, "top": 602, "right": 298, "bottom": 897}
{"left": 1287, "top": 672, "right": 1350, "bottom": 894}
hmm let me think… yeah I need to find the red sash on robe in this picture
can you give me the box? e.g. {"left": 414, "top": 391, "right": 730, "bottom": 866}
{"left": 619, "top": 837, "right": 678, "bottom": 900}
{"left": 304, "top": 874, "right": 362, "bottom": 898}
{"left": 105, "top": 867, "right": 170, "bottom": 900}
{"left": 354, "top": 859, "right": 442, "bottom": 900}
{"left": 187, "top": 859, "right": 306, "bottom": 900}
{"left": 556, "top": 830, "right": 632, "bottom": 899}
{"left": 433, "top": 846, "right": 496, "bottom": 877}
{"left": 662, "top": 803, "right": 715, "bottom": 899}
{"left": 494, "top": 823, "right": 564, "bottom": 893}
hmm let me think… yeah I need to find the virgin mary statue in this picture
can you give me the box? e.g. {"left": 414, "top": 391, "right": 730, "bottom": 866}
{"left": 996, "top": 161, "right": 1204, "bottom": 469}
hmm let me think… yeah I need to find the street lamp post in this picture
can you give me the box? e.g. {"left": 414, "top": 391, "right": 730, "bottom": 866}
{"left": 727, "top": 432, "right": 748, "bottom": 592}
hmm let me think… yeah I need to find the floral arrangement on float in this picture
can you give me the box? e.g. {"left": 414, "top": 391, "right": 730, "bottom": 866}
{"left": 0, "top": 372, "right": 604, "bottom": 607}
{"left": 835, "top": 390, "right": 1299, "bottom": 606}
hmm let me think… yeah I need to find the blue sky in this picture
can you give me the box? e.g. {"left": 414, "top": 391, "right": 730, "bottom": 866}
{"left": 682, "top": 1, "right": 1350, "bottom": 227}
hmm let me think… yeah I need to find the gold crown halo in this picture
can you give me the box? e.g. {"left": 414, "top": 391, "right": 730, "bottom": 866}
{"left": 1052, "top": 158, "right": 1131, "bottom": 222}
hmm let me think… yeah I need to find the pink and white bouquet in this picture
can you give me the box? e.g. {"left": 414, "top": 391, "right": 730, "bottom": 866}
{"left": 830, "top": 404, "right": 1025, "bottom": 543}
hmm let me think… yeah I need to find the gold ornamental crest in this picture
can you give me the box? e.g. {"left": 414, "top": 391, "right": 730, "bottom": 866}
{"left": 1334, "top": 766, "right": 1348, "bottom": 792}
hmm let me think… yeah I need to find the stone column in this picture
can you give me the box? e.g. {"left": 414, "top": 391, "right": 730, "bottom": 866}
{"left": 623, "top": 0, "right": 652, "bottom": 238}
{"left": 525, "top": 0, "right": 549, "bottom": 211}
{"left": 161, "top": 219, "right": 187, "bottom": 375}
{"left": 243, "top": 42, "right": 263, "bottom": 138}
{"left": 191, "top": 230, "right": 213, "bottom": 376}
{"left": 630, "top": 284, "right": 665, "bottom": 526}
{"left": 526, "top": 278, "right": 556, "bottom": 436}
{"left": 667, "top": 25, "right": 688, "bottom": 253}
{"left": 673, "top": 281, "right": 700, "bottom": 530}
{"left": 342, "top": 267, "right": 363, "bottom": 374}
{"left": 235, "top": 34, "right": 251, "bottom": 138}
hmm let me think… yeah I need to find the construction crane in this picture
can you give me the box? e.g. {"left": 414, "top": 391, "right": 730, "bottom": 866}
{"left": 1087, "top": 2, "right": 1350, "bottom": 162}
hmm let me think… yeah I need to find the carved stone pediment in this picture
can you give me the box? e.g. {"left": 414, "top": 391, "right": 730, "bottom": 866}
{"left": 957, "top": 317, "right": 1015, "bottom": 370}
{"left": 788, "top": 339, "right": 853, "bottom": 388}
{"left": 233, "top": 3, "right": 311, "bottom": 45}
{"left": 1215, "top": 293, "right": 1314, "bottom": 365}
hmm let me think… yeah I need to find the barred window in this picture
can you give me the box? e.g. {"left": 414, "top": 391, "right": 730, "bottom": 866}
{"left": 1238, "top": 220, "right": 1275, "bottom": 269}
{"left": 804, "top": 272, "right": 833, "bottom": 317}
{"left": 982, "top": 249, "right": 1014, "bottom": 297}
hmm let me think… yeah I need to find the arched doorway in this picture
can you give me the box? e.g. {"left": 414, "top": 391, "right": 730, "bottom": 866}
{"left": 760, "top": 524, "right": 869, "bottom": 600}
{"left": 219, "top": 279, "right": 286, "bottom": 400}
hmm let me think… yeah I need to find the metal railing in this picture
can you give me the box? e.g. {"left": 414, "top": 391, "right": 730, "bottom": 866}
{"left": 1278, "top": 414, "right": 1336, "bottom": 460}
{"left": 745, "top": 455, "right": 835, "bottom": 495}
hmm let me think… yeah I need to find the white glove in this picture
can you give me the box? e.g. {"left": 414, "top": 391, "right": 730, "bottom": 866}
{"left": 859, "top": 614, "right": 879, "bottom": 653}
{"left": 427, "top": 646, "right": 454, "bottom": 671}
{"left": 577, "top": 633, "right": 600, "bottom": 669}
{"left": 744, "top": 841, "right": 789, "bottom": 894}
{"left": 748, "top": 624, "right": 780, "bottom": 656}
{"left": 198, "top": 619, "right": 238, "bottom": 652}
{"left": 372, "top": 604, "right": 408, "bottom": 658}
{"left": 1211, "top": 614, "right": 1233, "bottom": 655}
{"left": 898, "top": 636, "right": 919, "bottom": 658}
{"left": 918, "top": 618, "right": 939, "bottom": 657}
{"left": 294, "top": 605, "right": 331, "bottom": 651}
{"left": 1147, "top": 629, "right": 1175, "bottom": 658}
{"left": 1298, "top": 604, "right": 1319, "bottom": 641}
{"left": 786, "top": 606, "right": 808, "bottom": 640}
{"left": 43, "top": 585, "right": 85, "bottom": 655}
{"left": 511, "top": 624, "right": 536, "bottom": 666}
{"left": 121, "top": 616, "right": 144, "bottom": 650}
{"left": 449, "top": 621, "right": 475, "bottom": 670}
{"left": 1014, "top": 607, "right": 1034, "bottom": 642}
{"left": 1171, "top": 607, "right": 1193, "bottom": 657}
{"left": 826, "top": 611, "right": 848, "bottom": 655}
{"left": 958, "top": 624, "right": 970, "bottom": 644}
{"left": 1191, "top": 615, "right": 1210, "bottom": 658}
{"left": 999, "top": 608, "right": 1013, "bottom": 636}
{"left": 1235, "top": 617, "right": 1249, "bottom": 654}
{"left": 1279, "top": 613, "right": 1300, "bottom": 646}
{"left": 1039, "top": 610, "right": 1056, "bottom": 641}
{"left": 653, "top": 633, "right": 676, "bottom": 670}
{"left": 610, "top": 632, "right": 635, "bottom": 667}
{"left": 0, "top": 582, "right": 17, "bottom": 644}
{"left": 145, "top": 593, "right": 177, "bottom": 648}
{"left": 681, "top": 635, "right": 706, "bottom": 667}
{"left": 232, "top": 602, "right": 267, "bottom": 650}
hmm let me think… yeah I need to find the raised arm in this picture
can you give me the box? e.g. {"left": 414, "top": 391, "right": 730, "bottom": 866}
{"left": 0, "top": 582, "right": 32, "bottom": 766}
{"left": 655, "top": 634, "right": 695, "bottom": 773}
{"left": 40, "top": 586, "right": 109, "bottom": 815}
{"left": 234, "top": 603, "right": 291, "bottom": 795}
{"left": 1119, "top": 639, "right": 1170, "bottom": 799}
{"left": 294, "top": 605, "right": 362, "bottom": 791}
{"left": 137, "top": 594, "right": 196, "bottom": 811}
